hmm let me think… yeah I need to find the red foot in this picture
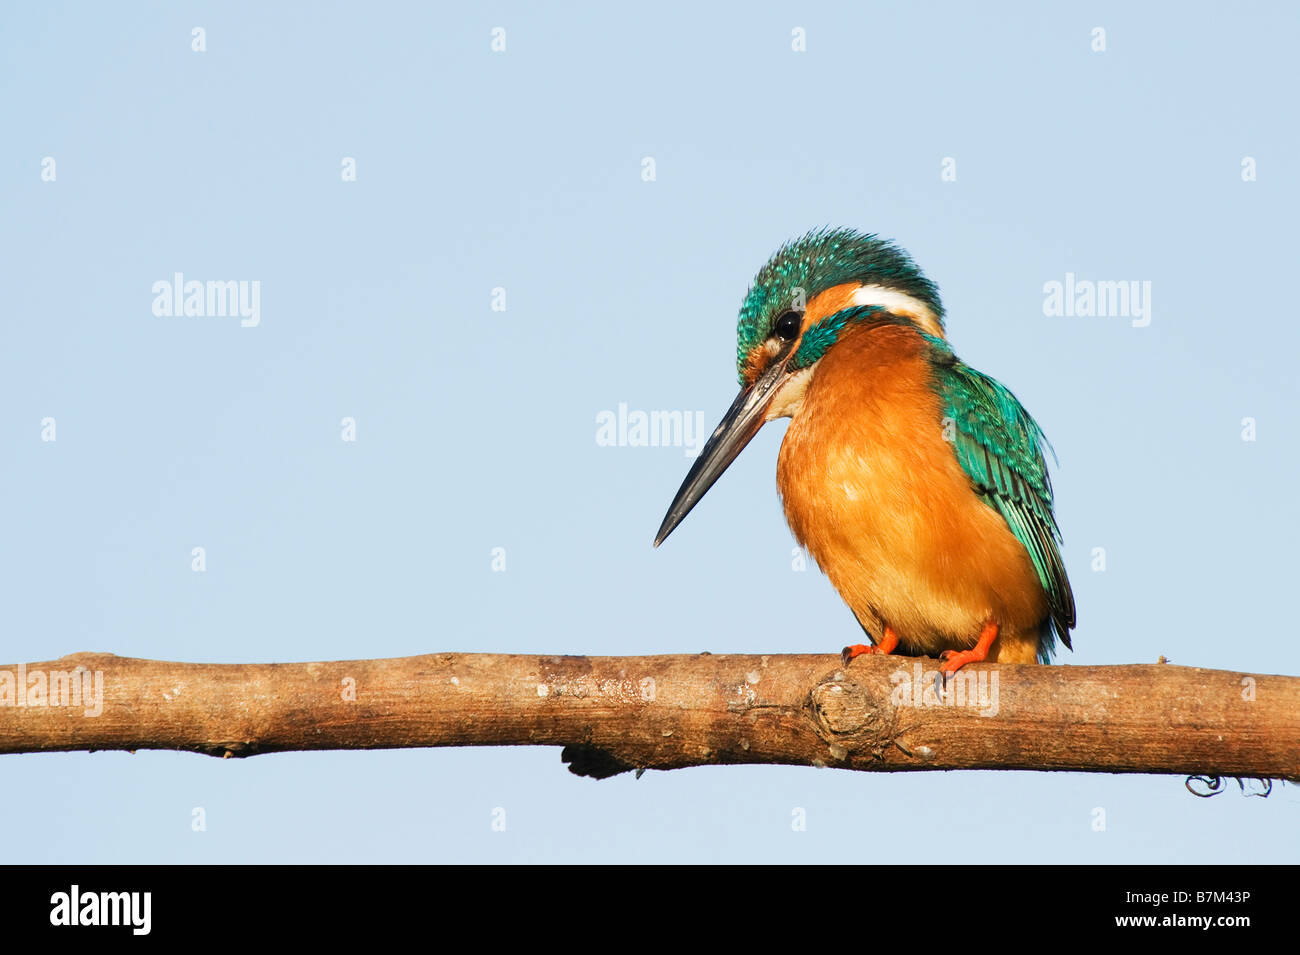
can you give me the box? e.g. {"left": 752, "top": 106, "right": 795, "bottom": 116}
{"left": 939, "top": 621, "right": 999, "bottom": 675}
{"left": 842, "top": 626, "right": 899, "bottom": 664}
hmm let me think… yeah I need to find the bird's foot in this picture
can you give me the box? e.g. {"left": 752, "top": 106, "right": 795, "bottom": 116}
{"left": 841, "top": 627, "right": 900, "bottom": 665}
{"left": 938, "top": 621, "right": 999, "bottom": 684}
{"left": 938, "top": 647, "right": 986, "bottom": 672}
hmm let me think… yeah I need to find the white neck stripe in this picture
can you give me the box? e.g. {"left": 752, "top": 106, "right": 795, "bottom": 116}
{"left": 850, "top": 285, "right": 944, "bottom": 339}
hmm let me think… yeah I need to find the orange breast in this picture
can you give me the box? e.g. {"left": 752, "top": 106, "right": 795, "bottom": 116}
{"left": 776, "top": 322, "right": 1048, "bottom": 661}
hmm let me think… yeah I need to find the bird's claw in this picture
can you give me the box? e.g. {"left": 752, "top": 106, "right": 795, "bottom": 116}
{"left": 841, "top": 643, "right": 886, "bottom": 665}
{"left": 938, "top": 648, "right": 984, "bottom": 685}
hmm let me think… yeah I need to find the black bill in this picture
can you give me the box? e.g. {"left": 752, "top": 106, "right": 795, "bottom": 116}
{"left": 654, "top": 352, "right": 793, "bottom": 547}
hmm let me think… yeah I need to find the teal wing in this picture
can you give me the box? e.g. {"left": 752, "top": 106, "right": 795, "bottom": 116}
{"left": 928, "top": 341, "right": 1076, "bottom": 657}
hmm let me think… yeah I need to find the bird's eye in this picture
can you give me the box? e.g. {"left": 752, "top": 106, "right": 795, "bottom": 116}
{"left": 773, "top": 311, "right": 802, "bottom": 341}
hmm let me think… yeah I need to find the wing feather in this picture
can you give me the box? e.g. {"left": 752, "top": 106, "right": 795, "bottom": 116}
{"left": 928, "top": 341, "right": 1076, "bottom": 656}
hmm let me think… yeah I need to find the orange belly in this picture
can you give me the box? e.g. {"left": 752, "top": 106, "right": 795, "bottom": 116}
{"left": 776, "top": 323, "right": 1048, "bottom": 663}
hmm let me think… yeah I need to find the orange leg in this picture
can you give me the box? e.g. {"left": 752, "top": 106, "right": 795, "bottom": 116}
{"left": 842, "top": 626, "right": 900, "bottom": 665}
{"left": 940, "top": 621, "right": 999, "bottom": 675}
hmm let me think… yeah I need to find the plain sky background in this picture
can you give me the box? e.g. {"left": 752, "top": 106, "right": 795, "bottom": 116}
{"left": 3, "top": 2, "right": 1297, "bottom": 863}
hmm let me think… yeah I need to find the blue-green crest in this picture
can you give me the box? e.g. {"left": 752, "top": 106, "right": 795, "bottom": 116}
{"left": 735, "top": 228, "right": 944, "bottom": 380}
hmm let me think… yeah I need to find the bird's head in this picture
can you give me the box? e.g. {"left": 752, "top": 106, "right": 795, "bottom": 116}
{"left": 655, "top": 227, "right": 944, "bottom": 546}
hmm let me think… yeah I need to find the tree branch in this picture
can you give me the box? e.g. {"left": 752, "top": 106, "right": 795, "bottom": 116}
{"left": 1, "top": 652, "right": 1296, "bottom": 781}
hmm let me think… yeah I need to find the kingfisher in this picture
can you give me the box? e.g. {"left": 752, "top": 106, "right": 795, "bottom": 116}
{"left": 655, "top": 228, "right": 1075, "bottom": 674}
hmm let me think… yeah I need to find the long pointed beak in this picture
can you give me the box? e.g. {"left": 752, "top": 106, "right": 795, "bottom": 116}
{"left": 654, "top": 353, "right": 792, "bottom": 547}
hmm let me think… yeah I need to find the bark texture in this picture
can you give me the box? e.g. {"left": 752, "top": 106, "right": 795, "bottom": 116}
{"left": 1, "top": 652, "right": 1295, "bottom": 781}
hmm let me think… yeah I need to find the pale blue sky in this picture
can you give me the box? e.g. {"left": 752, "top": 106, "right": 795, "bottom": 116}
{"left": 2, "top": 1, "right": 1297, "bottom": 863}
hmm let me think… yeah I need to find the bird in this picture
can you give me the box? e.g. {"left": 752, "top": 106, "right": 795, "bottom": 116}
{"left": 654, "top": 227, "right": 1074, "bottom": 675}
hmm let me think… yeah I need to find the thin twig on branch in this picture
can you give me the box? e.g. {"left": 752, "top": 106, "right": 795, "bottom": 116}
{"left": 1, "top": 652, "right": 1296, "bottom": 781}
